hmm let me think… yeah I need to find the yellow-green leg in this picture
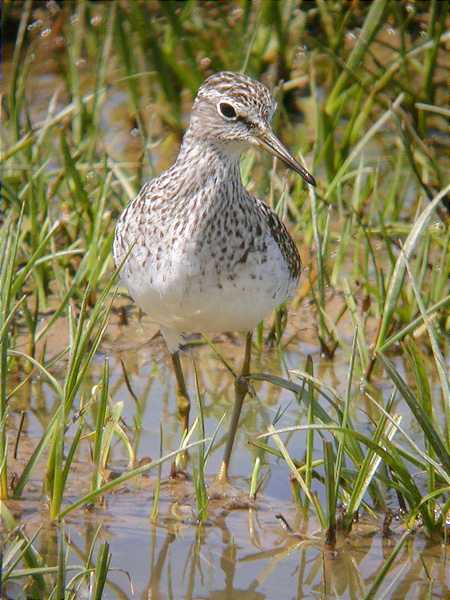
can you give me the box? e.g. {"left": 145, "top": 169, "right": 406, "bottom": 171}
{"left": 171, "top": 351, "right": 190, "bottom": 434}
{"left": 217, "top": 331, "right": 253, "bottom": 483}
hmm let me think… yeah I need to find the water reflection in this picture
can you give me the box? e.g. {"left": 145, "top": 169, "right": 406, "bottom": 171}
{"left": 56, "top": 497, "right": 445, "bottom": 599}
{"left": 8, "top": 308, "right": 449, "bottom": 599}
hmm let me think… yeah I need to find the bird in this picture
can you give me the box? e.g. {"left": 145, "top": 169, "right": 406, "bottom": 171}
{"left": 113, "top": 71, "right": 315, "bottom": 483}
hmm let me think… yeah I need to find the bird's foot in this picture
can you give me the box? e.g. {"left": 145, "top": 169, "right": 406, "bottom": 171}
{"left": 208, "top": 476, "right": 255, "bottom": 510}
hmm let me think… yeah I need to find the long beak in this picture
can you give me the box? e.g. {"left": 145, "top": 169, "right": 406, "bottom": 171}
{"left": 256, "top": 129, "right": 316, "bottom": 186}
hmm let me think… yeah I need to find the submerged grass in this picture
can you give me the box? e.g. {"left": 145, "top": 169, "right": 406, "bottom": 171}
{"left": 1, "top": 0, "right": 449, "bottom": 597}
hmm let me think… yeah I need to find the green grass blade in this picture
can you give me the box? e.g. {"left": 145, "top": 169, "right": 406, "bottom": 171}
{"left": 379, "top": 353, "right": 450, "bottom": 473}
{"left": 375, "top": 183, "right": 450, "bottom": 351}
{"left": 326, "top": 0, "right": 388, "bottom": 114}
{"left": 323, "top": 440, "right": 336, "bottom": 546}
{"left": 91, "top": 542, "right": 111, "bottom": 600}
{"left": 362, "top": 529, "right": 411, "bottom": 600}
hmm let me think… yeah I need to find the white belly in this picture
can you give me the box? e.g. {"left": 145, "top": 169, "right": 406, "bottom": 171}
{"left": 121, "top": 231, "right": 297, "bottom": 347}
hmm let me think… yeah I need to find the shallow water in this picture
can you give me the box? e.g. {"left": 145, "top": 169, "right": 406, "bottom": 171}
{"left": 5, "top": 302, "right": 449, "bottom": 599}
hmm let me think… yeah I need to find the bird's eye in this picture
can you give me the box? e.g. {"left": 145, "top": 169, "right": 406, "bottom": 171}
{"left": 218, "top": 102, "right": 237, "bottom": 120}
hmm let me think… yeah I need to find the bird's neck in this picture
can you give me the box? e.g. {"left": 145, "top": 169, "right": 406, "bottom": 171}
{"left": 175, "top": 130, "right": 243, "bottom": 189}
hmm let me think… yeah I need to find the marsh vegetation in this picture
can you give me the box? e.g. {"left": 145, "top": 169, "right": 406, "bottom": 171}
{"left": 1, "top": 1, "right": 449, "bottom": 598}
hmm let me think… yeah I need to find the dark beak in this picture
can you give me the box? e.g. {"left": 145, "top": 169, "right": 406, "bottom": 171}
{"left": 256, "top": 129, "right": 316, "bottom": 186}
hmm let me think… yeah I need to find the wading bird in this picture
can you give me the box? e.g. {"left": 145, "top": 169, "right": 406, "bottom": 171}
{"left": 114, "top": 71, "right": 315, "bottom": 482}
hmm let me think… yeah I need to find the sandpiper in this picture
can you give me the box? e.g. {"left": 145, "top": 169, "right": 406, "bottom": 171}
{"left": 113, "top": 71, "right": 315, "bottom": 482}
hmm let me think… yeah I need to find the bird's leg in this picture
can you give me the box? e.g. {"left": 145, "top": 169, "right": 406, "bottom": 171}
{"left": 171, "top": 351, "right": 190, "bottom": 435}
{"left": 217, "top": 331, "right": 253, "bottom": 483}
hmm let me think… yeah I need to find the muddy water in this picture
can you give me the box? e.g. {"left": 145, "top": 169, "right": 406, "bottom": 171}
{"left": 6, "top": 302, "right": 449, "bottom": 599}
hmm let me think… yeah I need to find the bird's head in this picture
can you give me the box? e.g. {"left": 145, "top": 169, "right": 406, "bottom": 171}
{"left": 189, "top": 71, "right": 315, "bottom": 186}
